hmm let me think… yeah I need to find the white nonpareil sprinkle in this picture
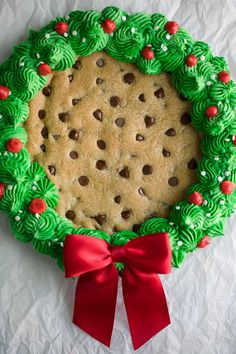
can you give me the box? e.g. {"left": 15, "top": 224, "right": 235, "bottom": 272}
{"left": 19, "top": 210, "right": 23, "bottom": 213}
{"left": 109, "top": 32, "right": 114, "bottom": 37}
{"left": 218, "top": 176, "right": 223, "bottom": 182}
{"left": 214, "top": 156, "right": 220, "bottom": 161}
{"left": 206, "top": 213, "right": 211, "bottom": 218}
{"left": 166, "top": 34, "right": 171, "bottom": 40}
{"left": 4, "top": 151, "right": 8, "bottom": 156}
{"left": 54, "top": 238, "right": 58, "bottom": 242}
{"left": 60, "top": 242, "right": 64, "bottom": 247}
{"left": 190, "top": 224, "right": 195, "bottom": 229}
{"left": 48, "top": 241, "right": 51, "bottom": 247}
{"left": 63, "top": 32, "right": 68, "bottom": 38}
{"left": 206, "top": 81, "right": 211, "bottom": 86}
{"left": 122, "top": 15, "right": 127, "bottom": 21}
{"left": 32, "top": 185, "right": 37, "bottom": 191}
{"left": 210, "top": 74, "right": 216, "bottom": 80}
{"left": 203, "top": 200, "right": 208, "bottom": 205}
{"left": 9, "top": 91, "right": 11, "bottom": 95}
{"left": 233, "top": 136, "right": 235, "bottom": 141}
{"left": 220, "top": 200, "right": 225, "bottom": 205}
{"left": 45, "top": 33, "right": 50, "bottom": 39}
{"left": 169, "top": 222, "right": 174, "bottom": 226}
{"left": 81, "top": 37, "right": 86, "bottom": 43}
{"left": 224, "top": 138, "right": 230, "bottom": 142}
{"left": 15, "top": 216, "right": 20, "bottom": 221}
{"left": 200, "top": 55, "right": 205, "bottom": 61}
{"left": 154, "top": 25, "right": 159, "bottom": 30}
{"left": 177, "top": 240, "right": 183, "bottom": 246}
{"left": 36, "top": 53, "right": 40, "bottom": 58}
{"left": 0, "top": 114, "right": 2, "bottom": 119}
{"left": 19, "top": 62, "right": 24, "bottom": 67}
{"left": 225, "top": 171, "right": 230, "bottom": 176}
{"left": 72, "top": 30, "right": 77, "bottom": 36}
{"left": 175, "top": 205, "right": 181, "bottom": 210}
{"left": 35, "top": 213, "right": 40, "bottom": 219}
{"left": 65, "top": 15, "right": 69, "bottom": 20}
{"left": 201, "top": 171, "right": 206, "bottom": 176}
{"left": 147, "top": 44, "right": 152, "bottom": 47}
{"left": 161, "top": 44, "right": 168, "bottom": 52}
{"left": 131, "top": 27, "right": 136, "bottom": 33}
{"left": 8, "top": 185, "right": 13, "bottom": 190}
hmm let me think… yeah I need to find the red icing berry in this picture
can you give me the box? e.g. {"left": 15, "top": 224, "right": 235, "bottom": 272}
{"left": 0, "top": 85, "right": 10, "bottom": 100}
{"left": 205, "top": 105, "right": 218, "bottom": 119}
{"left": 188, "top": 192, "right": 203, "bottom": 205}
{"left": 141, "top": 46, "right": 154, "bottom": 60}
{"left": 6, "top": 138, "right": 22, "bottom": 153}
{"left": 55, "top": 22, "right": 68, "bottom": 35}
{"left": 185, "top": 55, "right": 198, "bottom": 67}
{"left": 38, "top": 63, "right": 52, "bottom": 76}
{"left": 29, "top": 198, "right": 47, "bottom": 214}
{"left": 197, "top": 235, "right": 211, "bottom": 248}
{"left": 233, "top": 136, "right": 236, "bottom": 146}
{"left": 165, "top": 21, "right": 179, "bottom": 34}
{"left": 218, "top": 71, "right": 230, "bottom": 84}
{"left": 101, "top": 19, "right": 116, "bottom": 33}
{"left": 0, "top": 183, "right": 5, "bottom": 199}
{"left": 220, "top": 180, "right": 235, "bottom": 194}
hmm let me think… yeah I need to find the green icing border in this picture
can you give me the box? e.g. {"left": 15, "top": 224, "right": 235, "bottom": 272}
{"left": 0, "top": 6, "right": 236, "bottom": 271}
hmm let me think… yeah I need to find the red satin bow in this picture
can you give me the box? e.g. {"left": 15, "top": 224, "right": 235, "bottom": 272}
{"left": 63, "top": 232, "right": 172, "bottom": 350}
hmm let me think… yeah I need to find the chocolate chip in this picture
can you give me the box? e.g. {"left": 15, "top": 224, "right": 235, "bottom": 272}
{"left": 136, "top": 134, "right": 144, "bottom": 141}
{"left": 68, "top": 74, "right": 73, "bottom": 82}
{"left": 124, "top": 73, "right": 135, "bottom": 84}
{"left": 165, "top": 128, "right": 176, "bottom": 136}
{"left": 40, "top": 144, "right": 46, "bottom": 152}
{"left": 139, "top": 93, "right": 145, "bottom": 102}
{"left": 179, "top": 93, "right": 187, "bottom": 101}
{"left": 42, "top": 86, "right": 52, "bottom": 97}
{"left": 66, "top": 210, "right": 76, "bottom": 220}
{"left": 94, "top": 214, "right": 106, "bottom": 225}
{"left": 72, "top": 59, "right": 81, "bottom": 70}
{"left": 52, "top": 134, "right": 60, "bottom": 141}
{"left": 112, "top": 227, "right": 118, "bottom": 233}
{"left": 119, "top": 166, "right": 129, "bottom": 178}
{"left": 133, "top": 224, "right": 140, "bottom": 233}
{"left": 69, "top": 129, "right": 80, "bottom": 140}
{"left": 162, "top": 149, "right": 170, "bottom": 157}
{"left": 48, "top": 165, "right": 56, "bottom": 176}
{"left": 97, "top": 140, "right": 106, "bottom": 150}
{"left": 72, "top": 98, "right": 80, "bottom": 105}
{"left": 78, "top": 176, "right": 89, "bottom": 186}
{"left": 58, "top": 112, "right": 69, "bottom": 122}
{"left": 69, "top": 151, "right": 78, "bottom": 159}
{"left": 142, "top": 165, "right": 153, "bottom": 175}
{"left": 145, "top": 115, "right": 155, "bottom": 128}
{"left": 110, "top": 96, "right": 120, "bottom": 107}
{"left": 114, "top": 196, "right": 121, "bottom": 204}
{"left": 138, "top": 188, "right": 145, "bottom": 196}
{"left": 181, "top": 112, "right": 191, "bottom": 125}
{"left": 188, "top": 158, "right": 198, "bottom": 170}
{"left": 93, "top": 109, "right": 103, "bottom": 122}
{"left": 154, "top": 88, "right": 164, "bottom": 98}
{"left": 96, "top": 78, "right": 103, "bottom": 84}
{"left": 121, "top": 210, "right": 132, "bottom": 219}
{"left": 38, "top": 110, "right": 46, "bottom": 119}
{"left": 115, "top": 118, "right": 125, "bottom": 127}
{"left": 168, "top": 176, "right": 178, "bottom": 186}
{"left": 96, "top": 160, "right": 106, "bottom": 170}
{"left": 96, "top": 58, "right": 104, "bottom": 67}
{"left": 41, "top": 126, "right": 48, "bottom": 139}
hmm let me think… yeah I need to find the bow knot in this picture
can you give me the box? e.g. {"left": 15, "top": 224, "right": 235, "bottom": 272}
{"left": 63, "top": 232, "right": 172, "bottom": 350}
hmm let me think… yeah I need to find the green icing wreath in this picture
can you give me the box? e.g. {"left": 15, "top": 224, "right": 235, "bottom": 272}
{"left": 0, "top": 6, "right": 235, "bottom": 271}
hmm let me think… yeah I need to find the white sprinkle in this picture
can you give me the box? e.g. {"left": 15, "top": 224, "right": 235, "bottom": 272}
{"left": 32, "top": 185, "right": 37, "bottom": 191}
{"left": 154, "top": 25, "right": 159, "bottom": 31}
{"left": 232, "top": 136, "right": 235, "bottom": 142}
{"left": 35, "top": 213, "right": 40, "bottom": 219}
{"left": 45, "top": 33, "right": 50, "bottom": 39}
{"left": 184, "top": 39, "right": 188, "bottom": 44}
{"left": 200, "top": 55, "right": 205, "bottom": 61}
{"left": 8, "top": 185, "right": 13, "bottom": 190}
{"left": 177, "top": 240, "right": 183, "bottom": 246}
{"left": 214, "top": 156, "right": 220, "bottom": 161}
{"left": 206, "top": 81, "right": 211, "bottom": 86}
{"left": 175, "top": 205, "right": 181, "bottom": 210}
{"left": 39, "top": 61, "right": 44, "bottom": 64}
{"left": 81, "top": 37, "right": 86, "bottom": 43}
{"left": 225, "top": 171, "right": 230, "bottom": 176}
{"left": 19, "top": 210, "right": 23, "bottom": 213}
{"left": 0, "top": 114, "right": 2, "bottom": 119}
{"left": 218, "top": 176, "right": 223, "bottom": 182}
{"left": 147, "top": 44, "right": 152, "bottom": 47}
{"left": 9, "top": 91, "right": 11, "bottom": 95}
{"left": 36, "top": 53, "right": 40, "bottom": 58}
{"left": 60, "top": 242, "right": 64, "bottom": 247}
{"left": 201, "top": 171, "right": 206, "bottom": 176}
{"left": 161, "top": 43, "right": 168, "bottom": 52}
{"left": 166, "top": 34, "right": 171, "bottom": 40}
{"left": 65, "top": 15, "right": 69, "bottom": 20}
{"left": 4, "top": 151, "right": 8, "bottom": 156}
{"left": 190, "top": 224, "right": 195, "bottom": 229}
{"left": 206, "top": 213, "right": 211, "bottom": 218}
{"left": 218, "top": 101, "right": 222, "bottom": 106}
{"left": 19, "top": 62, "right": 24, "bottom": 67}
{"left": 169, "top": 222, "right": 174, "bottom": 226}
{"left": 203, "top": 200, "right": 208, "bottom": 205}
{"left": 131, "top": 27, "right": 136, "bottom": 33}
{"left": 15, "top": 216, "right": 20, "bottom": 221}
{"left": 220, "top": 200, "right": 225, "bottom": 205}
{"left": 72, "top": 30, "right": 77, "bottom": 36}
{"left": 109, "top": 32, "right": 114, "bottom": 37}
{"left": 54, "top": 238, "right": 58, "bottom": 242}
{"left": 210, "top": 74, "right": 216, "bottom": 80}
{"left": 63, "top": 32, "right": 68, "bottom": 38}
{"left": 48, "top": 241, "right": 51, "bottom": 247}
{"left": 122, "top": 15, "right": 127, "bottom": 21}
{"left": 224, "top": 138, "right": 230, "bottom": 142}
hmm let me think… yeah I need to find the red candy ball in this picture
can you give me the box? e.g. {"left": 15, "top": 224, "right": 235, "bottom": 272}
{"left": 220, "top": 180, "right": 235, "bottom": 194}
{"left": 218, "top": 71, "right": 230, "bottom": 84}
{"left": 101, "top": 19, "right": 116, "bottom": 33}
{"left": 185, "top": 55, "right": 198, "bottom": 67}
{"left": 0, "top": 85, "right": 10, "bottom": 100}
{"left": 38, "top": 63, "right": 52, "bottom": 76}
{"left": 29, "top": 198, "right": 47, "bottom": 214}
{"left": 55, "top": 22, "right": 68, "bottom": 35}
{"left": 233, "top": 136, "right": 236, "bottom": 146}
{"left": 197, "top": 235, "right": 211, "bottom": 248}
{"left": 6, "top": 138, "right": 22, "bottom": 153}
{"left": 165, "top": 21, "right": 179, "bottom": 34}
{"left": 0, "top": 182, "right": 5, "bottom": 199}
{"left": 141, "top": 46, "right": 154, "bottom": 60}
{"left": 188, "top": 192, "right": 203, "bottom": 205}
{"left": 205, "top": 105, "right": 218, "bottom": 118}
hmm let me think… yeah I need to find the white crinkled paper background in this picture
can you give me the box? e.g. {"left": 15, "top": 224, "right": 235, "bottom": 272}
{"left": 0, "top": 1, "right": 236, "bottom": 353}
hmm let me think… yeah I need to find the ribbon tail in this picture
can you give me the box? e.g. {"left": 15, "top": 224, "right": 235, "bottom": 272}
{"left": 122, "top": 268, "right": 170, "bottom": 350}
{"left": 73, "top": 264, "right": 118, "bottom": 347}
